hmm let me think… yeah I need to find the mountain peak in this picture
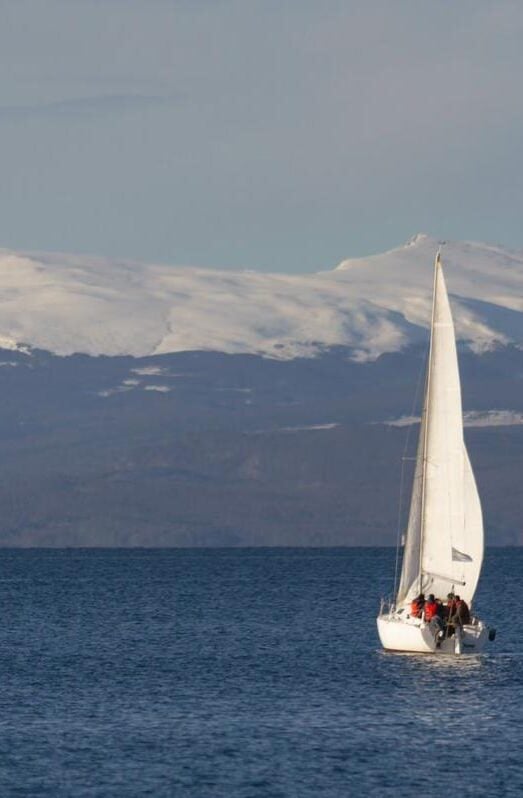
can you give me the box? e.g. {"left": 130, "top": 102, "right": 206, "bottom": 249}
{"left": 403, "top": 232, "right": 432, "bottom": 247}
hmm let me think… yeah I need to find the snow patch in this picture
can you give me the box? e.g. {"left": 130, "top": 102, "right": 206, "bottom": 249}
{"left": 215, "top": 387, "right": 252, "bottom": 393}
{"left": 384, "top": 410, "right": 523, "bottom": 428}
{"left": 131, "top": 366, "right": 168, "bottom": 376}
{"left": 97, "top": 385, "right": 134, "bottom": 398}
{"left": 252, "top": 423, "right": 340, "bottom": 435}
{"left": 143, "top": 384, "right": 172, "bottom": 393}
{"left": 464, "top": 410, "right": 523, "bottom": 427}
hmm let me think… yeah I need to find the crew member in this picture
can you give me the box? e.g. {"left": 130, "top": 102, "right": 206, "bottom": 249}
{"left": 446, "top": 592, "right": 457, "bottom": 620}
{"left": 410, "top": 593, "right": 425, "bottom": 618}
{"left": 424, "top": 594, "right": 439, "bottom": 621}
{"left": 455, "top": 595, "right": 471, "bottom": 625}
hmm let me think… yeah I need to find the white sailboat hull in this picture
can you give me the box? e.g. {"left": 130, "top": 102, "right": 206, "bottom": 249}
{"left": 377, "top": 612, "right": 491, "bottom": 655}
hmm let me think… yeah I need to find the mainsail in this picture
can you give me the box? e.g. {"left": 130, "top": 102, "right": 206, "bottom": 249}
{"left": 396, "top": 255, "right": 483, "bottom": 606}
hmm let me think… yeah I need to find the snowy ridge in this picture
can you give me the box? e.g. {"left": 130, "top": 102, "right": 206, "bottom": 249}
{"left": 1, "top": 234, "right": 523, "bottom": 360}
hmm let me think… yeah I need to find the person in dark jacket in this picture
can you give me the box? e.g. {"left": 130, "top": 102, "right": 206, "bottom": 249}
{"left": 445, "top": 592, "right": 457, "bottom": 620}
{"left": 454, "top": 595, "right": 471, "bottom": 625}
{"left": 444, "top": 592, "right": 458, "bottom": 636}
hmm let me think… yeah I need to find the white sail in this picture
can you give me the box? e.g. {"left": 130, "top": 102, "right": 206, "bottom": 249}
{"left": 459, "top": 445, "right": 484, "bottom": 602}
{"left": 396, "top": 410, "right": 424, "bottom": 604}
{"left": 396, "top": 255, "right": 484, "bottom": 607}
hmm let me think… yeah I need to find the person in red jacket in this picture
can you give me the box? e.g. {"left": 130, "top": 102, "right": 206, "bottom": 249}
{"left": 410, "top": 593, "right": 425, "bottom": 618}
{"left": 424, "top": 594, "right": 445, "bottom": 642}
{"left": 424, "top": 594, "right": 439, "bottom": 621}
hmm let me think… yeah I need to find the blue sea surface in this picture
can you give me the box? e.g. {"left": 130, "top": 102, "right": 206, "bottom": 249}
{"left": 0, "top": 547, "right": 521, "bottom": 797}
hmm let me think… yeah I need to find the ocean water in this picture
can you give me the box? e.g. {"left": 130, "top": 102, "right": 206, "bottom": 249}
{"left": 0, "top": 547, "right": 521, "bottom": 797}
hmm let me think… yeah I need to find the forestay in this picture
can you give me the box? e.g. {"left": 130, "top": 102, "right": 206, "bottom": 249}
{"left": 396, "top": 256, "right": 483, "bottom": 606}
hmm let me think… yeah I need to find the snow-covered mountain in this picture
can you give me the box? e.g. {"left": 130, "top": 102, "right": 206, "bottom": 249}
{"left": 1, "top": 233, "right": 522, "bottom": 361}
{"left": 0, "top": 233, "right": 522, "bottom": 547}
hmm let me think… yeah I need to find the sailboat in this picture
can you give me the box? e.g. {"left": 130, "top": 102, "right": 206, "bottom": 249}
{"left": 377, "top": 252, "right": 495, "bottom": 655}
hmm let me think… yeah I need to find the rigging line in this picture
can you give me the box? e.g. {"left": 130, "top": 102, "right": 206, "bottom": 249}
{"left": 392, "top": 332, "right": 431, "bottom": 601}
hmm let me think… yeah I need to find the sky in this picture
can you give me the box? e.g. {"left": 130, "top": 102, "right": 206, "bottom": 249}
{"left": 0, "top": 0, "right": 522, "bottom": 273}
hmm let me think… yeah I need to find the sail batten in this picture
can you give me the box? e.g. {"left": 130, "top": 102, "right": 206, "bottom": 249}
{"left": 396, "top": 256, "right": 484, "bottom": 607}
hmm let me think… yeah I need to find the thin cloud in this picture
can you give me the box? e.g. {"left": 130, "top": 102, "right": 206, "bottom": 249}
{"left": 0, "top": 94, "right": 172, "bottom": 121}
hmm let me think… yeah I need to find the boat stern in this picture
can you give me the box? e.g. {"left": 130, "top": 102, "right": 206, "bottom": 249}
{"left": 377, "top": 612, "right": 437, "bottom": 653}
{"left": 377, "top": 610, "right": 493, "bottom": 655}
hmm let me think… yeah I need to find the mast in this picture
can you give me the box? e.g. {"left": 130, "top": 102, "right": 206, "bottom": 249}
{"left": 417, "top": 252, "right": 440, "bottom": 593}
